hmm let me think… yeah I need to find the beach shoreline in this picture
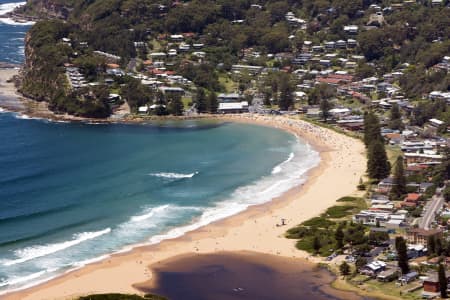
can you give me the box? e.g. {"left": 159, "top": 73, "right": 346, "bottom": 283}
{"left": 1, "top": 67, "right": 367, "bottom": 300}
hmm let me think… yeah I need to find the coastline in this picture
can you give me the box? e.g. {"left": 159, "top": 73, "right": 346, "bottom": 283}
{"left": 1, "top": 67, "right": 367, "bottom": 300}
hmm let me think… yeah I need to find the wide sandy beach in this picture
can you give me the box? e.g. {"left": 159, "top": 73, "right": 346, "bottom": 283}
{"left": 1, "top": 68, "right": 367, "bottom": 300}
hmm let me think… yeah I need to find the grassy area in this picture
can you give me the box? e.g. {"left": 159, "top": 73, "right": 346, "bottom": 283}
{"left": 302, "top": 216, "right": 336, "bottom": 228}
{"left": 78, "top": 294, "right": 168, "bottom": 300}
{"left": 182, "top": 96, "right": 192, "bottom": 109}
{"left": 218, "top": 73, "right": 238, "bottom": 93}
{"left": 324, "top": 205, "right": 356, "bottom": 218}
{"left": 386, "top": 144, "right": 403, "bottom": 166}
{"left": 149, "top": 39, "right": 163, "bottom": 52}
{"left": 337, "top": 196, "right": 368, "bottom": 210}
{"left": 286, "top": 194, "right": 369, "bottom": 256}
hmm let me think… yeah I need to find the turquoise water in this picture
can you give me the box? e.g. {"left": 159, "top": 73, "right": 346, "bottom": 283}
{"left": 0, "top": 1, "right": 320, "bottom": 293}
{"left": 0, "top": 114, "right": 319, "bottom": 293}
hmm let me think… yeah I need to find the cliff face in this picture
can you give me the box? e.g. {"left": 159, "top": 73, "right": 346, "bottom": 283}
{"left": 16, "top": 0, "right": 74, "bottom": 20}
{"left": 20, "top": 20, "right": 70, "bottom": 102}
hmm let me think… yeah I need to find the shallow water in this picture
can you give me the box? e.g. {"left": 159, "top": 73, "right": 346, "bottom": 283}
{"left": 145, "top": 252, "right": 371, "bottom": 300}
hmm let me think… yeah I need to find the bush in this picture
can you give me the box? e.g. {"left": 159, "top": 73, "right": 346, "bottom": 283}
{"left": 286, "top": 226, "right": 310, "bottom": 239}
{"left": 337, "top": 196, "right": 360, "bottom": 202}
{"left": 324, "top": 205, "right": 355, "bottom": 218}
{"left": 302, "top": 217, "right": 335, "bottom": 228}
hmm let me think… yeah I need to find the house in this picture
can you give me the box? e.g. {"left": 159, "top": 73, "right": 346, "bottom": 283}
{"left": 399, "top": 271, "right": 419, "bottom": 284}
{"left": 335, "top": 40, "right": 347, "bottom": 49}
{"left": 422, "top": 272, "right": 450, "bottom": 295}
{"left": 377, "top": 177, "right": 395, "bottom": 193}
{"left": 404, "top": 153, "right": 443, "bottom": 165}
{"left": 423, "top": 274, "right": 440, "bottom": 294}
{"left": 419, "top": 182, "right": 434, "bottom": 193}
{"left": 138, "top": 106, "right": 149, "bottom": 114}
{"left": 324, "top": 41, "right": 335, "bottom": 50}
{"left": 377, "top": 268, "right": 399, "bottom": 282}
{"left": 404, "top": 193, "right": 421, "bottom": 203}
{"left": 361, "top": 260, "right": 386, "bottom": 277}
{"left": 347, "top": 39, "right": 357, "bottom": 48}
{"left": 159, "top": 86, "right": 185, "bottom": 96}
{"left": 385, "top": 219, "right": 404, "bottom": 229}
{"left": 218, "top": 102, "right": 249, "bottom": 114}
{"left": 407, "top": 245, "right": 427, "bottom": 259}
{"left": 231, "top": 65, "right": 263, "bottom": 74}
{"left": 429, "top": 118, "right": 444, "bottom": 128}
{"left": 354, "top": 210, "right": 390, "bottom": 226}
{"left": 170, "top": 34, "right": 184, "bottom": 42}
{"left": 407, "top": 228, "right": 443, "bottom": 246}
{"left": 217, "top": 93, "right": 240, "bottom": 103}
{"left": 343, "top": 25, "right": 358, "bottom": 34}
{"left": 93, "top": 50, "right": 121, "bottom": 62}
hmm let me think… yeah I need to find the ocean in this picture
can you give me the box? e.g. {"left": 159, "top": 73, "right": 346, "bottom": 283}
{"left": 0, "top": 1, "right": 31, "bottom": 64}
{"left": 0, "top": 1, "right": 319, "bottom": 295}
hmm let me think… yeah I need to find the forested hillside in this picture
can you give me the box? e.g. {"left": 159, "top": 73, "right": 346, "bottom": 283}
{"left": 18, "top": 0, "right": 450, "bottom": 118}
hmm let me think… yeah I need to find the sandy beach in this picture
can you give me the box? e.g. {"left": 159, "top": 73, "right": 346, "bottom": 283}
{"left": 0, "top": 67, "right": 367, "bottom": 300}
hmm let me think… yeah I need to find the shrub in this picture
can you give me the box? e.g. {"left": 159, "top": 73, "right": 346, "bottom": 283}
{"left": 302, "top": 217, "right": 335, "bottom": 228}
{"left": 324, "top": 205, "right": 355, "bottom": 218}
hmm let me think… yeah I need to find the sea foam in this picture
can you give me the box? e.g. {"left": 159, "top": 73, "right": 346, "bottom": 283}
{"left": 0, "top": 133, "right": 320, "bottom": 295}
{"left": 0, "top": 2, "right": 25, "bottom": 15}
{"left": 1, "top": 228, "right": 111, "bottom": 266}
{"left": 148, "top": 141, "right": 320, "bottom": 245}
{"left": 271, "top": 152, "right": 294, "bottom": 174}
{"left": 149, "top": 171, "right": 199, "bottom": 179}
{"left": 0, "top": 2, "right": 35, "bottom": 26}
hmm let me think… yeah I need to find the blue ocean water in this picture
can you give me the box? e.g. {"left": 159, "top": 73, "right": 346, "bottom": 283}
{"left": 0, "top": 2, "right": 320, "bottom": 294}
{"left": 0, "top": 115, "right": 319, "bottom": 293}
{"left": 0, "top": 1, "right": 31, "bottom": 64}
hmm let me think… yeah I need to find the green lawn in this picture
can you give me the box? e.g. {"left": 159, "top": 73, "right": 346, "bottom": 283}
{"left": 182, "top": 96, "right": 192, "bottom": 109}
{"left": 218, "top": 74, "right": 238, "bottom": 93}
{"left": 386, "top": 145, "right": 403, "bottom": 166}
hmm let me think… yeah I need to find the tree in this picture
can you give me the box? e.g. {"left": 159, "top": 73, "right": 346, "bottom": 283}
{"left": 168, "top": 94, "right": 184, "bottom": 116}
{"left": 363, "top": 111, "right": 382, "bottom": 148}
{"left": 313, "top": 235, "right": 321, "bottom": 254}
{"left": 368, "top": 231, "right": 389, "bottom": 246}
{"left": 367, "top": 140, "right": 391, "bottom": 180}
{"left": 444, "top": 186, "right": 450, "bottom": 202}
{"left": 436, "top": 238, "right": 443, "bottom": 256}
{"left": 340, "top": 261, "right": 351, "bottom": 277}
{"left": 194, "top": 88, "right": 207, "bottom": 113}
{"left": 335, "top": 224, "right": 345, "bottom": 249}
{"left": 388, "top": 103, "right": 404, "bottom": 130}
{"left": 278, "top": 73, "right": 294, "bottom": 111}
{"left": 428, "top": 235, "right": 436, "bottom": 256}
{"left": 395, "top": 236, "right": 409, "bottom": 274}
{"left": 320, "top": 98, "right": 334, "bottom": 122}
{"left": 355, "top": 257, "right": 367, "bottom": 270}
{"left": 207, "top": 92, "right": 218, "bottom": 113}
{"left": 154, "top": 90, "right": 168, "bottom": 116}
{"left": 390, "top": 156, "right": 407, "bottom": 199}
{"left": 439, "top": 263, "right": 448, "bottom": 298}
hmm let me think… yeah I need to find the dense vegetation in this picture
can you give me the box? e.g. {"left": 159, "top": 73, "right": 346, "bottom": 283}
{"left": 21, "top": 21, "right": 111, "bottom": 117}
{"left": 19, "top": 0, "right": 450, "bottom": 117}
{"left": 286, "top": 196, "right": 371, "bottom": 256}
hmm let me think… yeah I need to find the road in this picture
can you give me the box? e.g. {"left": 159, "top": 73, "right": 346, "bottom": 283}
{"left": 419, "top": 189, "right": 444, "bottom": 230}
